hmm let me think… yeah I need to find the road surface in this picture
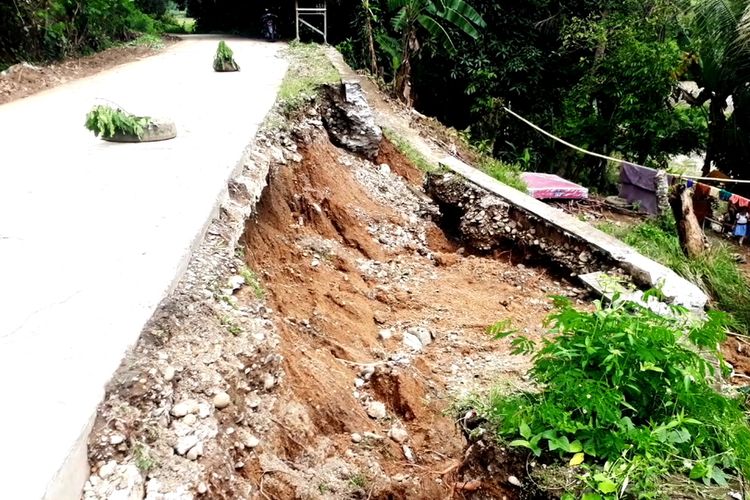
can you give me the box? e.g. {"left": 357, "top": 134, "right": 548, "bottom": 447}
{"left": 0, "top": 36, "right": 287, "bottom": 499}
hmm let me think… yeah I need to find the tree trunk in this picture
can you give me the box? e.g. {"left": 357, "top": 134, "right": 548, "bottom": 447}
{"left": 669, "top": 184, "right": 706, "bottom": 258}
{"left": 363, "top": 2, "right": 378, "bottom": 75}
{"left": 703, "top": 93, "right": 728, "bottom": 175}
{"left": 394, "top": 31, "right": 416, "bottom": 106}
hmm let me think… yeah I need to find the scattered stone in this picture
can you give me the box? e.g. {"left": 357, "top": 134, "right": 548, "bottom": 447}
{"left": 175, "top": 435, "right": 199, "bottom": 456}
{"left": 311, "top": 258, "right": 320, "bottom": 268}
{"left": 163, "top": 366, "right": 176, "bottom": 382}
{"left": 508, "top": 475, "right": 522, "bottom": 487}
{"left": 228, "top": 275, "right": 245, "bottom": 291}
{"left": 213, "top": 391, "right": 231, "bottom": 409}
{"left": 407, "top": 326, "right": 432, "bottom": 347}
{"left": 366, "top": 401, "right": 387, "bottom": 419}
{"left": 186, "top": 441, "right": 204, "bottom": 461}
{"left": 378, "top": 328, "right": 393, "bottom": 340}
{"left": 351, "top": 433, "right": 363, "bottom": 443}
{"left": 363, "top": 432, "right": 384, "bottom": 440}
{"left": 182, "top": 414, "right": 197, "bottom": 426}
{"left": 245, "top": 435, "right": 260, "bottom": 448}
{"left": 403, "top": 445, "right": 415, "bottom": 462}
{"left": 360, "top": 365, "right": 375, "bottom": 380}
{"left": 109, "top": 433, "right": 125, "bottom": 445}
{"left": 171, "top": 399, "right": 199, "bottom": 418}
{"left": 263, "top": 373, "right": 276, "bottom": 390}
{"left": 402, "top": 332, "right": 423, "bottom": 352}
{"left": 379, "top": 163, "right": 391, "bottom": 175}
{"left": 197, "top": 483, "right": 208, "bottom": 495}
{"left": 392, "top": 473, "right": 409, "bottom": 482}
{"left": 197, "top": 403, "right": 211, "bottom": 419}
{"left": 98, "top": 460, "right": 117, "bottom": 479}
{"left": 388, "top": 425, "right": 408, "bottom": 444}
{"left": 354, "top": 378, "right": 365, "bottom": 388}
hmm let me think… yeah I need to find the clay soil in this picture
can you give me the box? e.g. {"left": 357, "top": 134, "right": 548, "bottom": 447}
{"left": 0, "top": 40, "right": 175, "bottom": 105}
{"left": 238, "top": 131, "right": 585, "bottom": 499}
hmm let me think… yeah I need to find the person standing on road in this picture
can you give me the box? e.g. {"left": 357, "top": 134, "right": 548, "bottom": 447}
{"left": 735, "top": 208, "right": 748, "bottom": 246}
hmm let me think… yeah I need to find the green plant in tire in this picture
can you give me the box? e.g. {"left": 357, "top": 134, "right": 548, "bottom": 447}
{"left": 214, "top": 41, "right": 240, "bottom": 72}
{"left": 84, "top": 105, "right": 152, "bottom": 139}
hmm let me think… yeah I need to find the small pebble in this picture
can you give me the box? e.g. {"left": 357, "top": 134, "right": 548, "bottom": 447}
{"left": 366, "top": 401, "right": 387, "bottom": 419}
{"left": 197, "top": 483, "right": 208, "bottom": 494}
{"left": 109, "top": 434, "right": 125, "bottom": 445}
{"left": 245, "top": 435, "right": 260, "bottom": 448}
{"left": 508, "top": 475, "right": 522, "bottom": 487}
{"left": 351, "top": 433, "right": 362, "bottom": 443}
{"left": 213, "top": 391, "right": 231, "bottom": 409}
{"left": 263, "top": 373, "right": 276, "bottom": 390}
{"left": 388, "top": 426, "right": 408, "bottom": 444}
{"left": 163, "top": 366, "right": 176, "bottom": 382}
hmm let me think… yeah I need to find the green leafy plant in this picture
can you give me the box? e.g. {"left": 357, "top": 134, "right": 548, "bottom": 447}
{"left": 483, "top": 297, "right": 750, "bottom": 497}
{"left": 84, "top": 105, "right": 152, "bottom": 139}
{"left": 240, "top": 266, "right": 264, "bottom": 300}
{"left": 213, "top": 40, "right": 239, "bottom": 71}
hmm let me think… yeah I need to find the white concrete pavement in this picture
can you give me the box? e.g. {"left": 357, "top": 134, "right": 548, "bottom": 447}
{"left": 0, "top": 36, "right": 287, "bottom": 498}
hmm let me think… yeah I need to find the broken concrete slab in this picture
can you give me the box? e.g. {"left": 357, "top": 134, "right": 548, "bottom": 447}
{"left": 437, "top": 156, "right": 708, "bottom": 311}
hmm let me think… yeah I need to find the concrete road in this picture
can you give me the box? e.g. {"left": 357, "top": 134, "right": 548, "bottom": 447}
{"left": 0, "top": 36, "right": 287, "bottom": 498}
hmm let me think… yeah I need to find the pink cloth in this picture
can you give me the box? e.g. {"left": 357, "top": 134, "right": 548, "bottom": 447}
{"left": 520, "top": 173, "right": 589, "bottom": 200}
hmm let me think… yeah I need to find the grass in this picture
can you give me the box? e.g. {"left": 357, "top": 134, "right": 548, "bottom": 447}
{"left": 133, "top": 442, "right": 156, "bottom": 472}
{"left": 220, "top": 316, "right": 242, "bottom": 336}
{"left": 383, "top": 127, "right": 436, "bottom": 172}
{"left": 479, "top": 156, "right": 528, "bottom": 193}
{"left": 277, "top": 41, "right": 340, "bottom": 116}
{"left": 127, "top": 33, "right": 165, "bottom": 50}
{"left": 348, "top": 473, "right": 367, "bottom": 489}
{"left": 599, "top": 218, "right": 750, "bottom": 332}
{"left": 240, "top": 267, "right": 265, "bottom": 300}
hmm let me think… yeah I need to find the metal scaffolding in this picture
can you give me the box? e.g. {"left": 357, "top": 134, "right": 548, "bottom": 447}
{"left": 295, "top": 0, "right": 327, "bottom": 43}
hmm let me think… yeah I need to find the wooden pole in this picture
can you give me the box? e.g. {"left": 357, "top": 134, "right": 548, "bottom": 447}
{"left": 323, "top": 0, "right": 327, "bottom": 44}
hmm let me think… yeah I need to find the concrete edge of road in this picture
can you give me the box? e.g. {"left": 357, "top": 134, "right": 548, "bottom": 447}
{"left": 41, "top": 135, "right": 270, "bottom": 500}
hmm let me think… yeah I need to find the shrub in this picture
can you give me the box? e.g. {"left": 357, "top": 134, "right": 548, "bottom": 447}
{"left": 484, "top": 298, "right": 750, "bottom": 497}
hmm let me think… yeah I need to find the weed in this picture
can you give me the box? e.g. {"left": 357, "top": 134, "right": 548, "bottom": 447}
{"left": 600, "top": 218, "right": 750, "bottom": 332}
{"left": 133, "top": 442, "right": 156, "bottom": 472}
{"left": 240, "top": 267, "right": 264, "bottom": 300}
{"left": 481, "top": 297, "right": 750, "bottom": 497}
{"left": 220, "top": 316, "right": 242, "bottom": 336}
{"left": 277, "top": 42, "right": 340, "bottom": 116}
{"left": 382, "top": 127, "right": 436, "bottom": 172}
{"left": 318, "top": 483, "right": 331, "bottom": 493}
{"left": 348, "top": 473, "right": 367, "bottom": 489}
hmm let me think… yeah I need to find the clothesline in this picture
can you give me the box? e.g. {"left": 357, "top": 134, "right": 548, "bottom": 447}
{"left": 502, "top": 106, "right": 750, "bottom": 185}
{"left": 688, "top": 180, "right": 750, "bottom": 208}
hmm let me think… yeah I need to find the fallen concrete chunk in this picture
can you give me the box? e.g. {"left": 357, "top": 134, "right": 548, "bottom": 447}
{"left": 320, "top": 81, "right": 382, "bottom": 159}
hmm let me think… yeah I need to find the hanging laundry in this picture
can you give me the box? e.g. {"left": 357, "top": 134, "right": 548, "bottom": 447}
{"left": 730, "top": 194, "right": 742, "bottom": 205}
{"left": 720, "top": 189, "right": 732, "bottom": 201}
{"left": 709, "top": 186, "right": 720, "bottom": 198}
{"left": 739, "top": 197, "right": 750, "bottom": 208}
{"left": 695, "top": 183, "right": 711, "bottom": 197}
{"left": 687, "top": 179, "right": 695, "bottom": 188}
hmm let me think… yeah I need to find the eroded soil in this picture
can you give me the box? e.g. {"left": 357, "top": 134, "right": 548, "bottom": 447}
{"left": 238, "top": 127, "right": 585, "bottom": 498}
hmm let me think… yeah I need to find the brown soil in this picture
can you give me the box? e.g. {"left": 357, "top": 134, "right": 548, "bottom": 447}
{"left": 240, "top": 131, "right": 585, "bottom": 498}
{"left": 0, "top": 39, "right": 175, "bottom": 105}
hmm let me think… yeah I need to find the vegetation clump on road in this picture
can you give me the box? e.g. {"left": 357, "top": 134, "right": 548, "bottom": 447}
{"left": 213, "top": 41, "right": 240, "bottom": 72}
{"left": 480, "top": 297, "right": 750, "bottom": 498}
{"left": 601, "top": 218, "right": 750, "bottom": 332}
{"left": 85, "top": 105, "right": 152, "bottom": 139}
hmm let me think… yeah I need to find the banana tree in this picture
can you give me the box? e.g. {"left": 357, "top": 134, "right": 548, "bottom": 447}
{"left": 386, "top": 0, "right": 485, "bottom": 104}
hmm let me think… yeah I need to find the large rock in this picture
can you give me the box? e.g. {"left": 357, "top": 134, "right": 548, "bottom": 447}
{"left": 320, "top": 81, "right": 382, "bottom": 159}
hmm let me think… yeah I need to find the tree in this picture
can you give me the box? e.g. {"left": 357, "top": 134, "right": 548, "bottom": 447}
{"left": 385, "top": 0, "right": 485, "bottom": 104}
{"left": 686, "top": 0, "right": 750, "bottom": 177}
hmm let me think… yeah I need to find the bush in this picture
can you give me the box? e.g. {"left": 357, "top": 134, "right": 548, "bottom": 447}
{"left": 484, "top": 298, "right": 750, "bottom": 497}
{"left": 0, "top": 0, "right": 161, "bottom": 66}
{"left": 85, "top": 105, "right": 152, "bottom": 139}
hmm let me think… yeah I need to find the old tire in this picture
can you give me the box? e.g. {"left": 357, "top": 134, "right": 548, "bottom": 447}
{"left": 103, "top": 120, "right": 177, "bottom": 143}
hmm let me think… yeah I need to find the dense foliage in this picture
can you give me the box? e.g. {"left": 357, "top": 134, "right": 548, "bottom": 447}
{"left": 600, "top": 218, "right": 750, "bottom": 333}
{"left": 485, "top": 298, "right": 750, "bottom": 497}
{"left": 340, "top": 0, "right": 750, "bottom": 192}
{"left": 0, "top": 0, "right": 191, "bottom": 68}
